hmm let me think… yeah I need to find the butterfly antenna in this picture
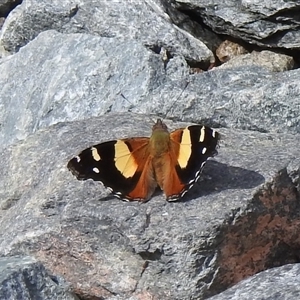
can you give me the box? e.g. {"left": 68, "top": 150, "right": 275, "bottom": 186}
{"left": 164, "top": 80, "right": 189, "bottom": 120}
{"left": 119, "top": 93, "right": 156, "bottom": 124}
{"left": 120, "top": 80, "right": 189, "bottom": 124}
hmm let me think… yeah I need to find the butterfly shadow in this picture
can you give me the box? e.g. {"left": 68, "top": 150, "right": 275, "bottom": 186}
{"left": 180, "top": 160, "right": 265, "bottom": 202}
{"left": 96, "top": 161, "right": 265, "bottom": 204}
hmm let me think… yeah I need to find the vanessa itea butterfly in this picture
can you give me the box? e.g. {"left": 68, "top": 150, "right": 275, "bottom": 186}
{"left": 67, "top": 119, "right": 219, "bottom": 202}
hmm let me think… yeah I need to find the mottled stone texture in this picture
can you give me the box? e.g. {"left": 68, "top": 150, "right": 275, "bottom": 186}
{"left": 0, "top": 0, "right": 21, "bottom": 17}
{"left": 0, "top": 0, "right": 216, "bottom": 61}
{"left": 0, "top": 31, "right": 299, "bottom": 151}
{"left": 218, "top": 50, "right": 295, "bottom": 72}
{"left": 175, "top": 0, "right": 300, "bottom": 49}
{"left": 211, "top": 169, "right": 300, "bottom": 296}
{"left": 0, "top": 114, "right": 299, "bottom": 299}
{"left": 0, "top": 0, "right": 299, "bottom": 299}
{"left": 0, "top": 256, "right": 77, "bottom": 299}
{"left": 209, "top": 264, "right": 300, "bottom": 300}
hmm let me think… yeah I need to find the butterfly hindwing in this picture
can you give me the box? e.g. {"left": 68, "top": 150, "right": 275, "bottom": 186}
{"left": 67, "top": 137, "right": 156, "bottom": 201}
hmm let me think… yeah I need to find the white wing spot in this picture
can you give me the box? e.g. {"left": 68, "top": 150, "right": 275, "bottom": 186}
{"left": 202, "top": 147, "right": 207, "bottom": 154}
{"left": 93, "top": 167, "right": 100, "bottom": 173}
{"left": 91, "top": 147, "right": 101, "bottom": 161}
{"left": 75, "top": 156, "right": 81, "bottom": 162}
{"left": 199, "top": 126, "right": 205, "bottom": 142}
{"left": 212, "top": 129, "right": 216, "bottom": 138}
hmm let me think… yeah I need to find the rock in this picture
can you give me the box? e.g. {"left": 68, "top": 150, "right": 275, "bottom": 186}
{"left": 216, "top": 40, "right": 248, "bottom": 63}
{"left": 1, "top": 30, "right": 300, "bottom": 151}
{"left": 0, "top": 30, "right": 169, "bottom": 149}
{"left": 174, "top": 0, "right": 300, "bottom": 49}
{"left": 0, "top": 0, "right": 21, "bottom": 17}
{"left": 208, "top": 264, "right": 300, "bottom": 300}
{"left": 0, "top": 1, "right": 299, "bottom": 299}
{"left": 0, "top": 256, "right": 77, "bottom": 299}
{"left": 0, "top": 16, "right": 4, "bottom": 28}
{"left": 288, "top": 158, "right": 300, "bottom": 194}
{"left": 0, "top": 113, "right": 299, "bottom": 299}
{"left": 214, "top": 40, "right": 294, "bottom": 71}
{"left": 218, "top": 50, "right": 295, "bottom": 72}
{"left": 0, "top": 0, "right": 216, "bottom": 63}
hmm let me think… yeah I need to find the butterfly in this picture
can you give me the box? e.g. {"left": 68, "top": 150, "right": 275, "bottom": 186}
{"left": 67, "top": 118, "right": 219, "bottom": 202}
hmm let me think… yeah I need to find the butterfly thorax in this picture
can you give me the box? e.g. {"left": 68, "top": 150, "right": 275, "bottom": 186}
{"left": 148, "top": 119, "right": 173, "bottom": 191}
{"left": 149, "top": 119, "right": 170, "bottom": 157}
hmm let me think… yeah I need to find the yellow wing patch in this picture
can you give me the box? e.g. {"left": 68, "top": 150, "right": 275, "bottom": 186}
{"left": 177, "top": 128, "right": 192, "bottom": 168}
{"left": 114, "top": 140, "right": 138, "bottom": 178}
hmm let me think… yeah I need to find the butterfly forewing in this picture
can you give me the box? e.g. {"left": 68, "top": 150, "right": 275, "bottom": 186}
{"left": 67, "top": 138, "right": 154, "bottom": 200}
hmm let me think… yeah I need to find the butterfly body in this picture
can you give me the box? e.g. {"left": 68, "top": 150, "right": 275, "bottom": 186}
{"left": 68, "top": 119, "right": 219, "bottom": 202}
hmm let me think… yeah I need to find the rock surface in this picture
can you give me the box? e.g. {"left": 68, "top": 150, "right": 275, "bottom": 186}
{"left": 215, "top": 40, "right": 248, "bottom": 63}
{"left": 0, "top": 0, "right": 21, "bottom": 17}
{"left": 218, "top": 50, "right": 295, "bottom": 72}
{"left": 0, "top": 113, "right": 299, "bottom": 299}
{"left": 0, "top": 30, "right": 299, "bottom": 151}
{"left": 0, "top": 256, "right": 77, "bottom": 299}
{"left": 208, "top": 264, "right": 300, "bottom": 300}
{"left": 0, "top": 0, "right": 300, "bottom": 299}
{"left": 175, "top": 0, "right": 300, "bottom": 49}
{"left": 0, "top": 0, "right": 217, "bottom": 63}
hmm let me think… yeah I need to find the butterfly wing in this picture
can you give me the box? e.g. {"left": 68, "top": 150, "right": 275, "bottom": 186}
{"left": 165, "top": 125, "right": 219, "bottom": 201}
{"left": 67, "top": 137, "right": 157, "bottom": 201}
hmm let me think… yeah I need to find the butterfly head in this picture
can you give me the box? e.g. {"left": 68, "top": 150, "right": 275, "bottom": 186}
{"left": 152, "top": 118, "right": 168, "bottom": 132}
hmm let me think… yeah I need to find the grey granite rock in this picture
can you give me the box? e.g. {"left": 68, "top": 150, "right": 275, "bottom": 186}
{"left": 0, "top": 30, "right": 299, "bottom": 151}
{"left": 0, "top": 30, "right": 169, "bottom": 149}
{"left": 288, "top": 158, "right": 300, "bottom": 195}
{"left": 0, "top": 0, "right": 21, "bottom": 17}
{"left": 0, "top": 0, "right": 215, "bottom": 63}
{"left": 175, "top": 0, "right": 300, "bottom": 49}
{"left": 208, "top": 264, "right": 300, "bottom": 300}
{"left": 0, "top": 256, "right": 77, "bottom": 299}
{"left": 0, "top": 113, "right": 299, "bottom": 299}
{"left": 218, "top": 50, "right": 295, "bottom": 72}
{"left": 0, "top": 1, "right": 299, "bottom": 299}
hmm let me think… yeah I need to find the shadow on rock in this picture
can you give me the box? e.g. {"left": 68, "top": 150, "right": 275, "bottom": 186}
{"left": 182, "top": 160, "right": 265, "bottom": 202}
